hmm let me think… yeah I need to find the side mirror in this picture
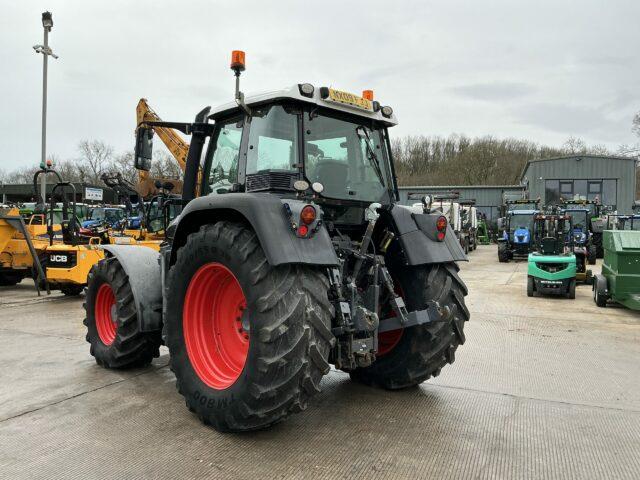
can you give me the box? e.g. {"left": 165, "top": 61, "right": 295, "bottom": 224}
{"left": 134, "top": 127, "right": 154, "bottom": 171}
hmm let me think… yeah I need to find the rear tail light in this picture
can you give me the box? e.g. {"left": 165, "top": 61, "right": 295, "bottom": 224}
{"left": 436, "top": 215, "right": 447, "bottom": 241}
{"left": 297, "top": 225, "right": 309, "bottom": 237}
{"left": 300, "top": 205, "right": 316, "bottom": 225}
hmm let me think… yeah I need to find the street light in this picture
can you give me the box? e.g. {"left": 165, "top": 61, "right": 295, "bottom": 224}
{"left": 33, "top": 11, "right": 58, "bottom": 205}
{"left": 42, "top": 11, "right": 53, "bottom": 29}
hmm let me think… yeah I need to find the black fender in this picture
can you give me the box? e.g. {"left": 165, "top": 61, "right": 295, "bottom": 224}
{"left": 385, "top": 205, "right": 467, "bottom": 265}
{"left": 170, "top": 193, "right": 339, "bottom": 267}
{"left": 102, "top": 245, "right": 163, "bottom": 332}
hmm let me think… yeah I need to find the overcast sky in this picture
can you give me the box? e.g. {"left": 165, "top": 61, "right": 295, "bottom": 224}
{"left": 1, "top": 0, "right": 638, "bottom": 172}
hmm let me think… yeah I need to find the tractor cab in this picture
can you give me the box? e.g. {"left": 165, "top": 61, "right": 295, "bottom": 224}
{"left": 135, "top": 78, "right": 399, "bottom": 238}
{"left": 615, "top": 215, "right": 640, "bottom": 231}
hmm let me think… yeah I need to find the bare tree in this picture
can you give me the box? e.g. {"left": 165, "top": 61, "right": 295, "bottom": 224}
{"left": 561, "top": 136, "right": 587, "bottom": 155}
{"left": 151, "top": 150, "right": 182, "bottom": 179}
{"left": 633, "top": 111, "right": 640, "bottom": 138}
{"left": 77, "top": 140, "right": 114, "bottom": 185}
{"left": 108, "top": 151, "right": 139, "bottom": 185}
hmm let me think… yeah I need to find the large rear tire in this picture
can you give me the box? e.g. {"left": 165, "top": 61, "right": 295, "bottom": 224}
{"left": 83, "top": 257, "right": 161, "bottom": 368}
{"left": 164, "top": 221, "right": 334, "bottom": 432}
{"left": 349, "top": 262, "right": 469, "bottom": 390}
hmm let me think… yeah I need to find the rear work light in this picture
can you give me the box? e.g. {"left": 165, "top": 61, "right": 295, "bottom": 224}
{"left": 436, "top": 215, "right": 447, "bottom": 241}
{"left": 300, "top": 205, "right": 316, "bottom": 225}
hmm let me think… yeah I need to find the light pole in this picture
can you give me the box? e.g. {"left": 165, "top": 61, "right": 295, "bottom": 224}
{"left": 33, "top": 11, "right": 58, "bottom": 204}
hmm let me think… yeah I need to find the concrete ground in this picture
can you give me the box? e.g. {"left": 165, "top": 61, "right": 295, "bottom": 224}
{"left": 0, "top": 245, "right": 638, "bottom": 479}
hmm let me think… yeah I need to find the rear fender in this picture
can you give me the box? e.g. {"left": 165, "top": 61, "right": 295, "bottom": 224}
{"left": 102, "top": 245, "right": 162, "bottom": 332}
{"left": 170, "top": 193, "right": 339, "bottom": 267}
{"left": 385, "top": 205, "right": 467, "bottom": 265}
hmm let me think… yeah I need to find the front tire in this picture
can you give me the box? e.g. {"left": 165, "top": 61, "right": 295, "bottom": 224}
{"left": 164, "top": 222, "right": 334, "bottom": 432}
{"left": 593, "top": 274, "right": 608, "bottom": 307}
{"left": 83, "top": 257, "right": 161, "bottom": 368}
{"left": 566, "top": 279, "right": 576, "bottom": 299}
{"left": 527, "top": 276, "right": 534, "bottom": 297}
{"left": 498, "top": 243, "right": 509, "bottom": 263}
{"left": 349, "top": 262, "right": 469, "bottom": 390}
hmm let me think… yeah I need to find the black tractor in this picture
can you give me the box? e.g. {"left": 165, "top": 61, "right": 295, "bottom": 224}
{"left": 82, "top": 52, "right": 469, "bottom": 432}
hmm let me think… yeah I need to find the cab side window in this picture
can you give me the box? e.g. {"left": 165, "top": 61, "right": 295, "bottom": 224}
{"left": 205, "top": 120, "right": 242, "bottom": 194}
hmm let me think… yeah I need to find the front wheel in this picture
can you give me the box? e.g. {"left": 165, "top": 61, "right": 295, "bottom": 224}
{"left": 349, "top": 262, "right": 469, "bottom": 390}
{"left": 164, "top": 221, "right": 334, "bottom": 432}
{"left": 83, "top": 257, "right": 161, "bottom": 368}
{"left": 566, "top": 279, "right": 576, "bottom": 299}
{"left": 498, "top": 243, "right": 509, "bottom": 263}
{"left": 527, "top": 276, "right": 534, "bottom": 297}
{"left": 593, "top": 274, "right": 608, "bottom": 307}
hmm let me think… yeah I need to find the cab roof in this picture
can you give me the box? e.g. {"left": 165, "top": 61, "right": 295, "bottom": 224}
{"left": 208, "top": 85, "right": 398, "bottom": 127}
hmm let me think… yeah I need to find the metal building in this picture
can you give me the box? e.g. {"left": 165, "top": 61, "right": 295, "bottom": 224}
{"left": 520, "top": 155, "right": 637, "bottom": 213}
{"left": 398, "top": 185, "right": 526, "bottom": 225}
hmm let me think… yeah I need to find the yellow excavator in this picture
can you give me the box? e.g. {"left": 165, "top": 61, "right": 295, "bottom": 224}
{"left": 135, "top": 98, "right": 188, "bottom": 198}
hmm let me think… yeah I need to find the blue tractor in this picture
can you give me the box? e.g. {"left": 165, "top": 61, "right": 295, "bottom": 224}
{"left": 562, "top": 207, "right": 597, "bottom": 266}
{"left": 498, "top": 209, "right": 540, "bottom": 262}
{"left": 82, "top": 207, "right": 126, "bottom": 230}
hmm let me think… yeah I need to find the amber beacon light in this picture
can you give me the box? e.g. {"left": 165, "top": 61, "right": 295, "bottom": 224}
{"left": 230, "top": 50, "right": 246, "bottom": 72}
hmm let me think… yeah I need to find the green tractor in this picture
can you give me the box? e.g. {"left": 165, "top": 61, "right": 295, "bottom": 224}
{"left": 527, "top": 211, "right": 577, "bottom": 298}
{"left": 593, "top": 217, "right": 640, "bottom": 309}
{"left": 476, "top": 212, "right": 491, "bottom": 245}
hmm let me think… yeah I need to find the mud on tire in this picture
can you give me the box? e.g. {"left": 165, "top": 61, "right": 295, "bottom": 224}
{"left": 349, "top": 262, "right": 469, "bottom": 390}
{"left": 83, "top": 257, "right": 161, "bottom": 368}
{"left": 164, "top": 221, "right": 335, "bottom": 432}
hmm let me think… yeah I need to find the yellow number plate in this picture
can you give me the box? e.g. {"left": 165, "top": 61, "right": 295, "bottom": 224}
{"left": 326, "top": 88, "right": 373, "bottom": 112}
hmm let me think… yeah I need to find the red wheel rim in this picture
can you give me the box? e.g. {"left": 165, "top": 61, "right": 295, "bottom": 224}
{"left": 378, "top": 283, "right": 404, "bottom": 356}
{"left": 95, "top": 283, "right": 117, "bottom": 345}
{"left": 183, "top": 262, "right": 249, "bottom": 390}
